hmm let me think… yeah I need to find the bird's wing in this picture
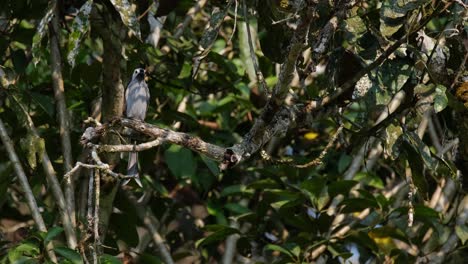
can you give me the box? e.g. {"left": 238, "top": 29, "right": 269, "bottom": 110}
{"left": 143, "top": 81, "right": 150, "bottom": 104}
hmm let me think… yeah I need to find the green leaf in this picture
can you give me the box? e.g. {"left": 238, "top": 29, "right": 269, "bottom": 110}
{"left": 455, "top": 225, "right": 468, "bottom": 245}
{"left": 224, "top": 203, "right": 251, "bottom": 215}
{"left": 380, "top": 0, "right": 425, "bottom": 37}
{"left": 164, "top": 145, "right": 197, "bottom": 179}
{"left": 220, "top": 184, "right": 253, "bottom": 197}
{"left": 327, "top": 245, "right": 353, "bottom": 260}
{"left": 384, "top": 124, "right": 403, "bottom": 159}
{"left": 54, "top": 247, "right": 82, "bottom": 264}
{"left": 195, "top": 225, "right": 240, "bottom": 247}
{"left": 340, "top": 198, "right": 379, "bottom": 213}
{"left": 67, "top": 0, "right": 93, "bottom": 68}
{"left": 354, "top": 172, "right": 384, "bottom": 189}
{"left": 404, "top": 142, "right": 429, "bottom": 199}
{"left": 264, "top": 244, "right": 294, "bottom": 259}
{"left": 178, "top": 61, "right": 192, "bottom": 79}
{"left": 28, "top": 92, "right": 55, "bottom": 118}
{"left": 44, "top": 227, "right": 63, "bottom": 244}
{"left": 201, "top": 154, "right": 219, "bottom": 176}
{"left": 20, "top": 133, "right": 44, "bottom": 170}
{"left": 8, "top": 241, "right": 40, "bottom": 262}
{"left": 109, "top": 0, "right": 141, "bottom": 39}
{"left": 414, "top": 205, "right": 439, "bottom": 219}
{"left": 328, "top": 180, "right": 358, "bottom": 197}
{"left": 344, "top": 15, "right": 367, "bottom": 44}
{"left": 300, "top": 178, "right": 327, "bottom": 198}
{"left": 434, "top": 84, "right": 448, "bottom": 113}
{"left": 32, "top": 1, "right": 55, "bottom": 66}
{"left": 404, "top": 131, "right": 436, "bottom": 171}
{"left": 100, "top": 254, "right": 121, "bottom": 264}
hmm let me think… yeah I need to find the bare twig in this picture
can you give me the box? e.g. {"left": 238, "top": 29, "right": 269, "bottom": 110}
{"left": 50, "top": 1, "right": 76, "bottom": 230}
{"left": 65, "top": 147, "right": 154, "bottom": 182}
{"left": 242, "top": 0, "right": 268, "bottom": 95}
{"left": 0, "top": 119, "right": 58, "bottom": 262}
{"left": 227, "top": 0, "right": 238, "bottom": 44}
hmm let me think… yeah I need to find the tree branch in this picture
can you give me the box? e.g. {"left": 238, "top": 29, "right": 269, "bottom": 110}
{"left": 11, "top": 96, "right": 77, "bottom": 249}
{"left": 124, "top": 190, "right": 175, "bottom": 264}
{"left": 0, "top": 119, "right": 58, "bottom": 262}
{"left": 49, "top": 0, "right": 75, "bottom": 230}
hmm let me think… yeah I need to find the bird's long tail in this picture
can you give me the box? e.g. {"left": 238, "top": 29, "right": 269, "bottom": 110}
{"left": 123, "top": 151, "right": 143, "bottom": 187}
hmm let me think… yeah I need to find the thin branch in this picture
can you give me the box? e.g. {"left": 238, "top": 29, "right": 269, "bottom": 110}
{"left": 94, "top": 138, "right": 164, "bottom": 153}
{"left": 93, "top": 169, "right": 101, "bottom": 257}
{"left": 173, "top": 0, "right": 208, "bottom": 38}
{"left": 65, "top": 148, "right": 150, "bottom": 181}
{"left": 0, "top": 119, "right": 58, "bottom": 262}
{"left": 261, "top": 125, "right": 344, "bottom": 168}
{"left": 242, "top": 0, "right": 268, "bottom": 95}
{"left": 227, "top": 0, "right": 238, "bottom": 44}
{"left": 50, "top": 0, "right": 76, "bottom": 230}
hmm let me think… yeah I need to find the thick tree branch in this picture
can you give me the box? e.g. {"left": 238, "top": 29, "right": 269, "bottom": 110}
{"left": 116, "top": 118, "right": 226, "bottom": 161}
{"left": 221, "top": 4, "right": 315, "bottom": 166}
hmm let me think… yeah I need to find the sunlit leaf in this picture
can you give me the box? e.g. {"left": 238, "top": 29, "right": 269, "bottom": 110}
{"left": 384, "top": 123, "right": 403, "bottom": 159}
{"left": 193, "top": 1, "right": 233, "bottom": 78}
{"left": 455, "top": 225, "right": 468, "bottom": 245}
{"left": 32, "top": 1, "right": 55, "bottom": 66}
{"left": 434, "top": 84, "right": 448, "bottom": 113}
{"left": 380, "top": 0, "right": 425, "bottom": 37}
{"left": 67, "top": 0, "right": 93, "bottom": 68}
{"left": 109, "top": 0, "right": 141, "bottom": 39}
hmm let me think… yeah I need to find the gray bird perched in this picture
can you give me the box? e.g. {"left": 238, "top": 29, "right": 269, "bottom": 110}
{"left": 123, "top": 68, "right": 149, "bottom": 187}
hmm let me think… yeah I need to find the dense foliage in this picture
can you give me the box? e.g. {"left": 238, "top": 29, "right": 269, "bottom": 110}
{"left": 0, "top": 0, "right": 467, "bottom": 263}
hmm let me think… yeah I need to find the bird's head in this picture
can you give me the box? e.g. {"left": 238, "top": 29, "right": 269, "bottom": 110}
{"left": 132, "top": 68, "right": 146, "bottom": 81}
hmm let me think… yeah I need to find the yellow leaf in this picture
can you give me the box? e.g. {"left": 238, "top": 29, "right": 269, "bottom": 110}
{"left": 304, "top": 132, "right": 319, "bottom": 140}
